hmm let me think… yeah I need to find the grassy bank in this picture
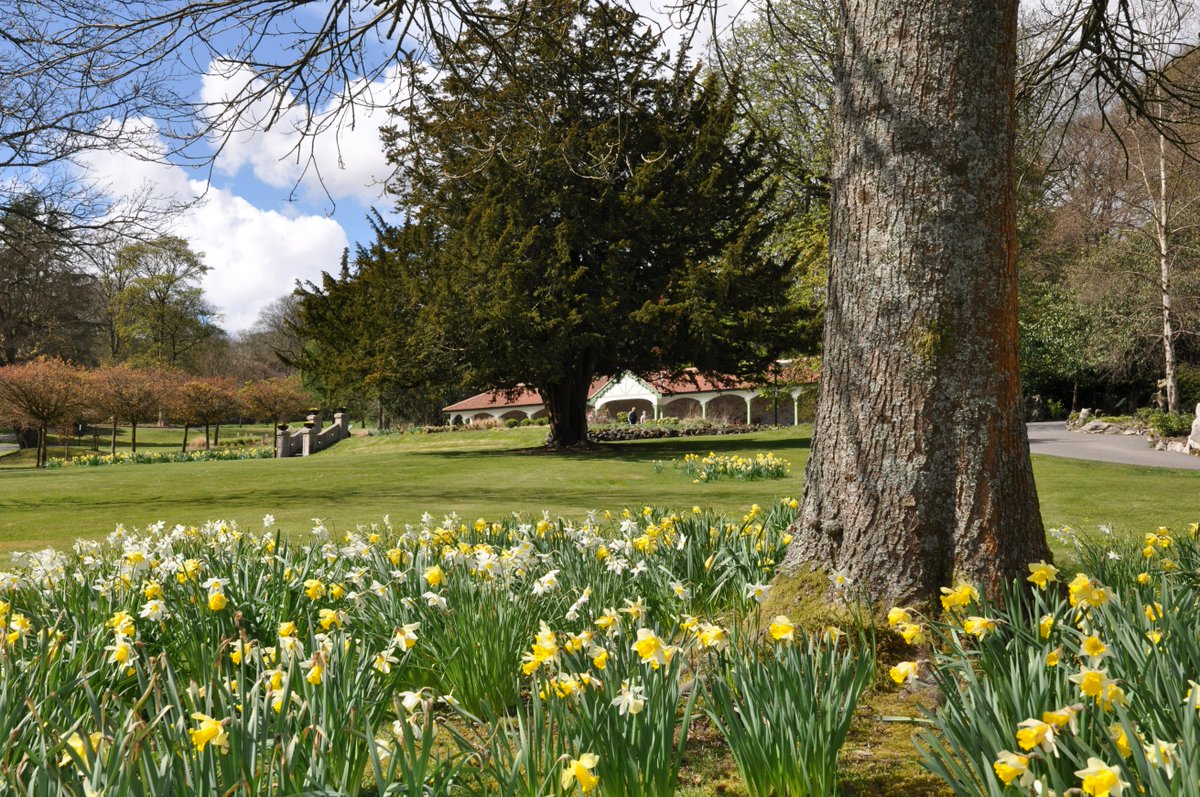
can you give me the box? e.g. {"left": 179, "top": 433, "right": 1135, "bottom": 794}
{"left": 1, "top": 425, "right": 1198, "bottom": 552}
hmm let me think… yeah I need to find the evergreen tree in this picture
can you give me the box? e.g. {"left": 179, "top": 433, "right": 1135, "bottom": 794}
{"left": 386, "top": 0, "right": 797, "bottom": 446}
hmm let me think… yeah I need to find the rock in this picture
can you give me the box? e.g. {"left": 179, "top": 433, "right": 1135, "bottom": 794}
{"left": 1189, "top": 403, "right": 1200, "bottom": 451}
{"left": 1078, "top": 408, "right": 1091, "bottom": 423}
{"left": 1167, "top": 440, "right": 1189, "bottom": 454}
{"left": 1080, "top": 421, "right": 1107, "bottom": 433}
{"left": 1156, "top": 441, "right": 1167, "bottom": 451}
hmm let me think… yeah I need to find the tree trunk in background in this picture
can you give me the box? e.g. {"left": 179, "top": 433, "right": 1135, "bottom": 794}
{"left": 111, "top": 419, "right": 118, "bottom": 455}
{"left": 1155, "top": 129, "right": 1179, "bottom": 415}
{"left": 540, "top": 363, "right": 593, "bottom": 448}
{"left": 783, "top": 0, "right": 1049, "bottom": 606}
{"left": 181, "top": 423, "right": 189, "bottom": 452}
{"left": 131, "top": 422, "right": 138, "bottom": 453}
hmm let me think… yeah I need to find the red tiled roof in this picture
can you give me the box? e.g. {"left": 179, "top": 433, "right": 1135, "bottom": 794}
{"left": 643, "top": 369, "right": 755, "bottom": 394}
{"left": 442, "top": 378, "right": 611, "bottom": 413}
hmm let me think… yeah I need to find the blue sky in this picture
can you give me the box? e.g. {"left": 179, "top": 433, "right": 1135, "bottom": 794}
{"left": 77, "top": 1, "right": 728, "bottom": 333}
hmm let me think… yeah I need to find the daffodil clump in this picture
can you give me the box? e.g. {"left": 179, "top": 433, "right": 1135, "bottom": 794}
{"left": 0, "top": 501, "right": 800, "bottom": 796}
{"left": 46, "top": 447, "right": 273, "bottom": 468}
{"left": 908, "top": 524, "right": 1200, "bottom": 797}
{"left": 673, "top": 451, "right": 791, "bottom": 482}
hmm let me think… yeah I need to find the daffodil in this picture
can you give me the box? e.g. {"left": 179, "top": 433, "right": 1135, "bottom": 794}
{"left": 962, "top": 616, "right": 999, "bottom": 639}
{"left": 631, "top": 628, "right": 673, "bottom": 668}
{"left": 1074, "top": 757, "right": 1128, "bottom": 797}
{"left": 1026, "top": 560, "right": 1058, "bottom": 590}
{"left": 992, "top": 750, "right": 1030, "bottom": 787}
{"left": 889, "top": 660, "right": 919, "bottom": 685}
{"left": 303, "top": 579, "right": 325, "bottom": 601}
{"left": 1015, "top": 718, "right": 1056, "bottom": 754}
{"left": 769, "top": 615, "right": 795, "bottom": 642}
{"left": 561, "top": 753, "right": 600, "bottom": 793}
{"left": 696, "top": 623, "right": 727, "bottom": 649}
{"left": 59, "top": 731, "right": 104, "bottom": 770}
{"left": 189, "top": 713, "right": 228, "bottom": 752}
{"left": 611, "top": 681, "right": 646, "bottom": 715}
{"left": 939, "top": 583, "right": 978, "bottom": 612}
{"left": 1038, "top": 614, "right": 1054, "bottom": 639}
{"left": 423, "top": 565, "right": 444, "bottom": 587}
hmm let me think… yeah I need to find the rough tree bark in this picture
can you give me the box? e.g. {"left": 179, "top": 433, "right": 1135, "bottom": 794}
{"left": 782, "top": 0, "right": 1050, "bottom": 606}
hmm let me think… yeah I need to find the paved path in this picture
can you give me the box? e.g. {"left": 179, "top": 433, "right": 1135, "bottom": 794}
{"left": 1027, "top": 421, "right": 1200, "bottom": 470}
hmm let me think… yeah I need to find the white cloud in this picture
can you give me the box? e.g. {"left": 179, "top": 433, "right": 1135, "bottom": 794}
{"left": 78, "top": 124, "right": 349, "bottom": 333}
{"left": 200, "top": 61, "right": 404, "bottom": 208}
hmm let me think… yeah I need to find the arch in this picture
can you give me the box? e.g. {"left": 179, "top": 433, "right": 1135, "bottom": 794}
{"left": 531, "top": 407, "right": 550, "bottom": 420}
{"left": 661, "top": 396, "right": 702, "bottom": 420}
{"left": 750, "top": 395, "right": 793, "bottom": 425}
{"left": 597, "top": 398, "right": 655, "bottom": 423}
{"left": 469, "top": 412, "right": 496, "bottom": 423}
{"left": 704, "top": 394, "right": 750, "bottom": 424}
{"left": 499, "top": 409, "right": 529, "bottom": 422}
{"left": 452, "top": 414, "right": 464, "bottom": 426}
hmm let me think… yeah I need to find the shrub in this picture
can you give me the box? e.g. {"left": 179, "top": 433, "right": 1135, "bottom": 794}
{"left": 1045, "top": 398, "right": 1065, "bottom": 419}
{"left": 504, "top": 418, "right": 520, "bottom": 428}
{"left": 1144, "top": 409, "right": 1193, "bottom": 438}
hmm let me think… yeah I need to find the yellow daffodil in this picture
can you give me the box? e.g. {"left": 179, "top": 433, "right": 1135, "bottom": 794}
{"left": 889, "top": 660, "right": 919, "bottom": 685}
{"left": 992, "top": 750, "right": 1030, "bottom": 787}
{"left": 962, "top": 616, "right": 999, "bottom": 639}
{"left": 769, "top": 615, "right": 795, "bottom": 642}
{"left": 1026, "top": 560, "right": 1058, "bottom": 590}
{"left": 188, "top": 713, "right": 228, "bottom": 752}
{"left": 561, "top": 753, "right": 600, "bottom": 793}
{"left": 1016, "top": 718, "right": 1055, "bottom": 754}
{"left": 939, "top": 583, "right": 978, "bottom": 612}
{"left": 1074, "top": 757, "right": 1128, "bottom": 797}
{"left": 1038, "top": 614, "right": 1054, "bottom": 639}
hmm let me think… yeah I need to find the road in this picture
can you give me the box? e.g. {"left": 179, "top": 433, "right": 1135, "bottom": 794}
{"left": 1027, "top": 421, "right": 1200, "bottom": 471}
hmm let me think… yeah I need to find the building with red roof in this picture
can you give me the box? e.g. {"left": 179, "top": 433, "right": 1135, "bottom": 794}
{"left": 442, "top": 361, "right": 819, "bottom": 426}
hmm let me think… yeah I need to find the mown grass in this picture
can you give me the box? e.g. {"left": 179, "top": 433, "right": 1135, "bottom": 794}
{"left": 1, "top": 425, "right": 1198, "bottom": 553}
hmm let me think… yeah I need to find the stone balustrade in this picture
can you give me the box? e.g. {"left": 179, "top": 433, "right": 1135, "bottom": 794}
{"left": 275, "top": 409, "right": 351, "bottom": 458}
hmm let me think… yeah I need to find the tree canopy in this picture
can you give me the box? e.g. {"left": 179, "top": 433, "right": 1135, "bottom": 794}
{"left": 365, "top": 0, "right": 798, "bottom": 445}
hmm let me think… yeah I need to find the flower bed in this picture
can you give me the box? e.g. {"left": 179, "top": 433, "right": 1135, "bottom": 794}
{"left": 588, "top": 421, "right": 769, "bottom": 442}
{"left": 47, "top": 446, "right": 274, "bottom": 468}
{"left": 0, "top": 501, "right": 879, "bottom": 796}
{"left": 672, "top": 451, "right": 791, "bottom": 481}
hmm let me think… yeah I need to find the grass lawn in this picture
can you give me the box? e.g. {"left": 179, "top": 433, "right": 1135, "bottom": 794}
{"left": 1, "top": 425, "right": 1198, "bottom": 553}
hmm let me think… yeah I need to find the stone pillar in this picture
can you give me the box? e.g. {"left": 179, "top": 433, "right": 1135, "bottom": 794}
{"left": 700, "top": 398, "right": 709, "bottom": 420}
{"left": 793, "top": 396, "right": 800, "bottom": 426}
{"left": 334, "top": 408, "right": 348, "bottom": 440}
{"left": 746, "top": 395, "right": 753, "bottom": 425}
{"left": 276, "top": 424, "right": 290, "bottom": 458}
{"left": 301, "top": 420, "right": 315, "bottom": 456}
{"left": 1189, "top": 404, "right": 1200, "bottom": 453}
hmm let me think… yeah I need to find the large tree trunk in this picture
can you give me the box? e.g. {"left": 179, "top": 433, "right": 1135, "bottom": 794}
{"left": 540, "top": 360, "right": 594, "bottom": 448}
{"left": 782, "top": 0, "right": 1048, "bottom": 606}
